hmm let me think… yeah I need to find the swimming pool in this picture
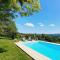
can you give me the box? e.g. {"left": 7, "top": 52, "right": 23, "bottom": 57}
{"left": 23, "top": 41, "right": 60, "bottom": 60}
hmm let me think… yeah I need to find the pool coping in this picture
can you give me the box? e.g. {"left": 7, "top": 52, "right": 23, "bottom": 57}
{"left": 15, "top": 41, "right": 51, "bottom": 60}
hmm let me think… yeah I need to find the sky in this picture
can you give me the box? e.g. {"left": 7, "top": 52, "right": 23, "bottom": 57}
{"left": 15, "top": 0, "right": 60, "bottom": 34}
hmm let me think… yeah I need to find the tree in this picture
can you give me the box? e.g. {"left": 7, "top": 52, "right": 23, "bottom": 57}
{"left": 0, "top": 0, "right": 40, "bottom": 17}
{"left": 0, "top": 0, "right": 40, "bottom": 39}
{"left": 0, "top": 17, "right": 17, "bottom": 39}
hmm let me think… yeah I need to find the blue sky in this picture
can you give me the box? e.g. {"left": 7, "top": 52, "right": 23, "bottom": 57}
{"left": 15, "top": 0, "right": 60, "bottom": 34}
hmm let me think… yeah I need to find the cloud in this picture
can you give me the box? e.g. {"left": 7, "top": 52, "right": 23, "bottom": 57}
{"left": 38, "top": 23, "right": 44, "bottom": 27}
{"left": 49, "top": 24, "right": 56, "bottom": 27}
{"left": 25, "top": 23, "right": 34, "bottom": 27}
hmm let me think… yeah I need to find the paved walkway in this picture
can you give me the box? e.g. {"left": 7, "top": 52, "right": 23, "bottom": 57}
{"left": 15, "top": 41, "right": 51, "bottom": 60}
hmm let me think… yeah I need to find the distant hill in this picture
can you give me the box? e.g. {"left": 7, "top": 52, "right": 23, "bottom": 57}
{"left": 48, "top": 34, "right": 60, "bottom": 36}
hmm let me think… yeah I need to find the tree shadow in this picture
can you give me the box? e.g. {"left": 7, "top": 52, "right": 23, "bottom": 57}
{"left": 0, "top": 48, "right": 7, "bottom": 53}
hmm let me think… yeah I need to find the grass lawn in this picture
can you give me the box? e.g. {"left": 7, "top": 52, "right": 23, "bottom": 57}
{"left": 0, "top": 39, "right": 32, "bottom": 60}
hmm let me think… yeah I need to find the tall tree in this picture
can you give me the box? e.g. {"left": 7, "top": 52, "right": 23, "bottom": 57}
{"left": 0, "top": 0, "right": 40, "bottom": 39}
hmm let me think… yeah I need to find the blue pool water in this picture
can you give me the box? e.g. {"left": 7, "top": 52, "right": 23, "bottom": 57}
{"left": 23, "top": 41, "right": 60, "bottom": 60}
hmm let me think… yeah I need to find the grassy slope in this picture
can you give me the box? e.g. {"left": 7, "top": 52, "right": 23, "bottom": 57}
{"left": 0, "top": 39, "right": 32, "bottom": 60}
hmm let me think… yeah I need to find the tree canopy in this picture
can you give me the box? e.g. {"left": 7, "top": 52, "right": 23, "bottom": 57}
{"left": 0, "top": 0, "right": 40, "bottom": 39}
{"left": 0, "top": 0, "right": 40, "bottom": 16}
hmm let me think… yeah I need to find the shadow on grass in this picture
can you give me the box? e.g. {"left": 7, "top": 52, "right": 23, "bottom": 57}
{"left": 0, "top": 48, "right": 7, "bottom": 53}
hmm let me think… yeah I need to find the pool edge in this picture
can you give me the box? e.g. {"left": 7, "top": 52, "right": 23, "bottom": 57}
{"left": 15, "top": 41, "right": 51, "bottom": 60}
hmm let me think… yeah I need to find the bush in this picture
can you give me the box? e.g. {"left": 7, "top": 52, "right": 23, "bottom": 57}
{"left": 0, "top": 48, "right": 7, "bottom": 53}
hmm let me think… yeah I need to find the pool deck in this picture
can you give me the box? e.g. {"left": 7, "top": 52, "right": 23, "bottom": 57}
{"left": 15, "top": 41, "right": 51, "bottom": 60}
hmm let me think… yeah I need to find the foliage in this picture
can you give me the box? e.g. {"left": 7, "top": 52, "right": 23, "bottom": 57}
{"left": 0, "top": 19, "right": 17, "bottom": 39}
{"left": 18, "top": 33, "right": 60, "bottom": 43}
{"left": 0, "top": 48, "right": 6, "bottom": 53}
{"left": 0, "top": 0, "right": 40, "bottom": 16}
{"left": 0, "top": 0, "right": 40, "bottom": 39}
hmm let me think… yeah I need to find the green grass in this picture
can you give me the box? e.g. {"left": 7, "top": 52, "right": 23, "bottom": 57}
{"left": 0, "top": 39, "right": 32, "bottom": 60}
